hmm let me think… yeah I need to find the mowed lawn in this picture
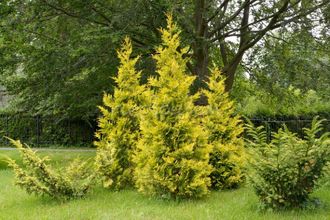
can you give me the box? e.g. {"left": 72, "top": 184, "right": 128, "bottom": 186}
{"left": 1, "top": 149, "right": 330, "bottom": 220}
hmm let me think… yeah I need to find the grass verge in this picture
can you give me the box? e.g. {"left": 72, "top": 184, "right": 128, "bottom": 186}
{"left": 0, "top": 150, "right": 329, "bottom": 220}
{"left": 0, "top": 149, "right": 95, "bottom": 170}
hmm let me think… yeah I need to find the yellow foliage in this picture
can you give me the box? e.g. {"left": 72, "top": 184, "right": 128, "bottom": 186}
{"left": 133, "top": 15, "right": 212, "bottom": 199}
{"left": 95, "top": 38, "right": 145, "bottom": 189}
{"left": 7, "top": 138, "right": 93, "bottom": 200}
{"left": 201, "top": 68, "right": 246, "bottom": 190}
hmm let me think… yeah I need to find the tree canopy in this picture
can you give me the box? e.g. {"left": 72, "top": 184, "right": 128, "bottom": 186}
{"left": 0, "top": 0, "right": 329, "bottom": 118}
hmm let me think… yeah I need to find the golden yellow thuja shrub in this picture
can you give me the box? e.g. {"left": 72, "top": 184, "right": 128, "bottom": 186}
{"left": 7, "top": 138, "right": 93, "bottom": 200}
{"left": 133, "top": 15, "right": 213, "bottom": 199}
{"left": 200, "top": 69, "right": 246, "bottom": 190}
{"left": 94, "top": 38, "right": 146, "bottom": 189}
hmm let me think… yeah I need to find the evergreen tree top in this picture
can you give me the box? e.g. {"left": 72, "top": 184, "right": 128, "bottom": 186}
{"left": 115, "top": 37, "right": 142, "bottom": 92}
{"left": 150, "top": 15, "right": 193, "bottom": 92}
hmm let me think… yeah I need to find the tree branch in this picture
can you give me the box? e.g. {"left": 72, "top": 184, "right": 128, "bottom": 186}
{"left": 208, "top": 0, "right": 258, "bottom": 37}
{"left": 40, "top": 0, "right": 110, "bottom": 27}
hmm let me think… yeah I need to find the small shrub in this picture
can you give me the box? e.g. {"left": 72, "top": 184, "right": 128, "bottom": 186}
{"left": 201, "top": 69, "right": 245, "bottom": 190}
{"left": 7, "top": 138, "right": 94, "bottom": 200}
{"left": 245, "top": 117, "right": 330, "bottom": 210}
{"left": 133, "top": 15, "right": 212, "bottom": 199}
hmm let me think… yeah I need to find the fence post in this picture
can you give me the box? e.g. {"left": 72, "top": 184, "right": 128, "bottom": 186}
{"left": 36, "top": 115, "right": 41, "bottom": 147}
{"left": 6, "top": 115, "right": 9, "bottom": 145}
{"left": 266, "top": 118, "right": 271, "bottom": 142}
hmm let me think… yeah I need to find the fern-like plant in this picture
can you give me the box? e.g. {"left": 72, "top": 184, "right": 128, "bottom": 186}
{"left": 7, "top": 138, "right": 93, "bottom": 200}
{"left": 245, "top": 117, "right": 330, "bottom": 210}
{"left": 201, "top": 69, "right": 245, "bottom": 190}
{"left": 94, "top": 38, "right": 146, "bottom": 189}
{"left": 133, "top": 15, "right": 212, "bottom": 199}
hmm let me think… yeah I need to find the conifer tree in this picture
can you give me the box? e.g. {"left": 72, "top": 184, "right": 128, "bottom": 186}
{"left": 201, "top": 68, "right": 245, "bottom": 190}
{"left": 7, "top": 138, "right": 93, "bottom": 200}
{"left": 133, "top": 16, "right": 213, "bottom": 199}
{"left": 95, "top": 38, "right": 145, "bottom": 189}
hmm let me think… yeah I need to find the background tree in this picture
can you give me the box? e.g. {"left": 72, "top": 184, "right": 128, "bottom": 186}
{"left": 0, "top": 0, "right": 329, "bottom": 118}
{"left": 243, "top": 8, "right": 330, "bottom": 95}
{"left": 171, "top": 0, "right": 330, "bottom": 92}
{"left": 0, "top": 0, "right": 167, "bottom": 119}
{"left": 231, "top": 29, "right": 330, "bottom": 116}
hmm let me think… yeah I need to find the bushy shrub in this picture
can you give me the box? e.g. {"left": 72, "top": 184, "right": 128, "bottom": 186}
{"left": 201, "top": 69, "right": 245, "bottom": 190}
{"left": 133, "top": 16, "right": 212, "bottom": 199}
{"left": 245, "top": 117, "right": 330, "bottom": 210}
{"left": 94, "top": 38, "right": 145, "bottom": 189}
{"left": 7, "top": 138, "right": 94, "bottom": 200}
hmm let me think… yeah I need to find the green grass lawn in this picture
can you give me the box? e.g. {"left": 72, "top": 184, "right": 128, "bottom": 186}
{"left": 1, "top": 150, "right": 330, "bottom": 220}
{"left": 0, "top": 148, "right": 95, "bottom": 170}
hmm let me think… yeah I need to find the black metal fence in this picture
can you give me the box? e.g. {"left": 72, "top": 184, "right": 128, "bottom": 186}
{"left": 0, "top": 114, "right": 329, "bottom": 147}
{"left": 248, "top": 117, "right": 330, "bottom": 141}
{"left": 0, "top": 114, "right": 96, "bottom": 147}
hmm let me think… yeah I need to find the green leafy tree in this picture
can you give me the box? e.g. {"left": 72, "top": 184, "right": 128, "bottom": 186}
{"left": 95, "top": 38, "right": 145, "bottom": 189}
{"left": 134, "top": 16, "right": 212, "bottom": 199}
{"left": 201, "top": 68, "right": 245, "bottom": 190}
{"left": 1, "top": 1, "right": 329, "bottom": 120}
{"left": 233, "top": 30, "right": 330, "bottom": 117}
{"left": 0, "top": 0, "right": 167, "bottom": 119}
{"left": 170, "top": 0, "right": 330, "bottom": 92}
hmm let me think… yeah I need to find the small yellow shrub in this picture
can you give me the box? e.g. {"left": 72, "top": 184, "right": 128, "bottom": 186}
{"left": 7, "top": 139, "right": 94, "bottom": 200}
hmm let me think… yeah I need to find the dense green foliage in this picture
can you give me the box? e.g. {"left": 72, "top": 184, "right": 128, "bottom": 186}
{"left": 95, "top": 38, "right": 145, "bottom": 189}
{"left": 134, "top": 17, "right": 212, "bottom": 199}
{"left": 7, "top": 139, "right": 94, "bottom": 200}
{"left": 0, "top": 0, "right": 166, "bottom": 119}
{"left": 233, "top": 30, "right": 330, "bottom": 117}
{"left": 1, "top": 1, "right": 329, "bottom": 119}
{"left": 252, "top": 32, "right": 330, "bottom": 100}
{"left": 245, "top": 117, "right": 330, "bottom": 210}
{"left": 201, "top": 69, "right": 245, "bottom": 190}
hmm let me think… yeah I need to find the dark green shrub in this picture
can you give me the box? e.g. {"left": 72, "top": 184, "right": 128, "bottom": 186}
{"left": 7, "top": 138, "right": 94, "bottom": 200}
{"left": 245, "top": 117, "right": 330, "bottom": 210}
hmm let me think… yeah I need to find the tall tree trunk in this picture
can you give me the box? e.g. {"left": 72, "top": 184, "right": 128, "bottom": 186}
{"left": 222, "top": 56, "right": 242, "bottom": 92}
{"left": 222, "top": 0, "right": 251, "bottom": 92}
{"left": 192, "top": 0, "right": 209, "bottom": 105}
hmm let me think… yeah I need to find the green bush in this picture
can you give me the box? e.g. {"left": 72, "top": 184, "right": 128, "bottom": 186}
{"left": 245, "top": 117, "right": 330, "bottom": 210}
{"left": 133, "top": 16, "right": 212, "bottom": 199}
{"left": 7, "top": 138, "right": 94, "bottom": 200}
